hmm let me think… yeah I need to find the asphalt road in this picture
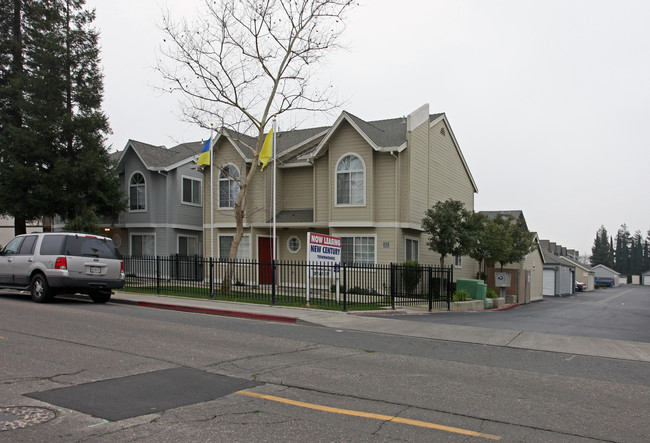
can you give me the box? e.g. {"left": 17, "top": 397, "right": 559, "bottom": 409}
{"left": 1, "top": 291, "right": 649, "bottom": 442}
{"left": 375, "top": 285, "right": 650, "bottom": 343}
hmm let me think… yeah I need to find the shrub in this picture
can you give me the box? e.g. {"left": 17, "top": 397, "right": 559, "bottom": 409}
{"left": 486, "top": 288, "right": 498, "bottom": 299}
{"left": 402, "top": 260, "right": 421, "bottom": 295}
{"left": 349, "top": 286, "right": 378, "bottom": 296}
{"left": 453, "top": 290, "right": 471, "bottom": 302}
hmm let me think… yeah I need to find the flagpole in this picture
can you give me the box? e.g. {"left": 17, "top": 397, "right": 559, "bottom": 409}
{"left": 272, "top": 115, "right": 277, "bottom": 261}
{"left": 210, "top": 124, "right": 214, "bottom": 262}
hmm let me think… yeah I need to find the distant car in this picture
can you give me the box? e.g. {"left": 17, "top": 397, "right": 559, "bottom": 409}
{"left": 0, "top": 232, "right": 124, "bottom": 303}
{"left": 575, "top": 281, "right": 586, "bottom": 292}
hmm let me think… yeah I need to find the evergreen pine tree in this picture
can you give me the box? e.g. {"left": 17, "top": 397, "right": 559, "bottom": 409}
{"left": 591, "top": 226, "right": 613, "bottom": 267}
{"left": 0, "top": 0, "right": 124, "bottom": 234}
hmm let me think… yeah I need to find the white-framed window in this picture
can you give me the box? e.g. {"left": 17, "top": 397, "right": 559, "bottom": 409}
{"left": 131, "top": 234, "right": 155, "bottom": 256}
{"left": 336, "top": 154, "right": 365, "bottom": 206}
{"left": 178, "top": 235, "right": 198, "bottom": 256}
{"left": 218, "top": 235, "right": 250, "bottom": 260}
{"left": 340, "top": 236, "right": 375, "bottom": 265}
{"left": 129, "top": 172, "right": 146, "bottom": 211}
{"left": 454, "top": 255, "right": 462, "bottom": 268}
{"left": 182, "top": 176, "right": 202, "bottom": 206}
{"left": 287, "top": 236, "right": 301, "bottom": 253}
{"left": 406, "top": 238, "right": 419, "bottom": 262}
{"left": 219, "top": 164, "right": 240, "bottom": 208}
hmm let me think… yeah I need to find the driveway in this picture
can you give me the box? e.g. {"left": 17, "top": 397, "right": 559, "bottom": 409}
{"left": 379, "top": 285, "right": 650, "bottom": 343}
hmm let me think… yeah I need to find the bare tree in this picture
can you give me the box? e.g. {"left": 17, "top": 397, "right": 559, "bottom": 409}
{"left": 157, "top": 0, "right": 356, "bottom": 259}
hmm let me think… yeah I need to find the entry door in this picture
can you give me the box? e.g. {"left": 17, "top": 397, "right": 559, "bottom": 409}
{"left": 258, "top": 237, "right": 275, "bottom": 285}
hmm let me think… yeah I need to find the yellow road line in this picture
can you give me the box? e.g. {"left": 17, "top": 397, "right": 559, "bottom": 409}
{"left": 237, "top": 391, "right": 501, "bottom": 440}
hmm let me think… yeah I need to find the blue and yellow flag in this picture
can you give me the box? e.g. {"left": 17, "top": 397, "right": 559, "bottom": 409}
{"left": 197, "top": 138, "right": 211, "bottom": 166}
{"left": 259, "top": 128, "right": 273, "bottom": 171}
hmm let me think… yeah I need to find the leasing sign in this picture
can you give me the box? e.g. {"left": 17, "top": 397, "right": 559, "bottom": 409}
{"left": 307, "top": 232, "right": 341, "bottom": 277}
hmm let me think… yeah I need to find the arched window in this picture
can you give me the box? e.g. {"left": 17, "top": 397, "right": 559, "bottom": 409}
{"left": 336, "top": 154, "right": 365, "bottom": 205}
{"left": 219, "top": 165, "right": 240, "bottom": 208}
{"left": 129, "top": 173, "right": 146, "bottom": 211}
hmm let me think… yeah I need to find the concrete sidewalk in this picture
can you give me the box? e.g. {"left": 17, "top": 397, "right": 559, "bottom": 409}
{"left": 111, "top": 291, "right": 650, "bottom": 363}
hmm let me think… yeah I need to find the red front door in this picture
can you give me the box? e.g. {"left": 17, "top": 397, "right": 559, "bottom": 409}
{"left": 258, "top": 237, "right": 274, "bottom": 284}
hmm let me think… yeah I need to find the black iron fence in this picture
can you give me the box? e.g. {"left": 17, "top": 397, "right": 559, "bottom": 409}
{"left": 123, "top": 255, "right": 453, "bottom": 311}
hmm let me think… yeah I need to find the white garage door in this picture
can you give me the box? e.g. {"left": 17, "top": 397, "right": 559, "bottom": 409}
{"left": 543, "top": 269, "right": 555, "bottom": 296}
{"left": 644, "top": 275, "right": 650, "bottom": 286}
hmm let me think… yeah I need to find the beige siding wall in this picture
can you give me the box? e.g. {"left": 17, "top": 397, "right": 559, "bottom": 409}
{"left": 409, "top": 120, "right": 429, "bottom": 224}
{"left": 524, "top": 248, "right": 544, "bottom": 301}
{"left": 328, "top": 122, "right": 373, "bottom": 223}
{"left": 314, "top": 153, "right": 330, "bottom": 223}
{"left": 399, "top": 145, "right": 410, "bottom": 224}
{"left": 373, "top": 151, "right": 397, "bottom": 222}
{"left": 282, "top": 167, "right": 312, "bottom": 210}
{"left": 428, "top": 120, "right": 475, "bottom": 210}
{"left": 246, "top": 161, "right": 268, "bottom": 224}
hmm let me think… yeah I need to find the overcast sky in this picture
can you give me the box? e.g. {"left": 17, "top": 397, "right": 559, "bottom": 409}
{"left": 86, "top": 0, "right": 649, "bottom": 257}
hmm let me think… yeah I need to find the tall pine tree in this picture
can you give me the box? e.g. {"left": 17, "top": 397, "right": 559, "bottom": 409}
{"left": 0, "top": 0, "right": 124, "bottom": 234}
{"left": 591, "top": 225, "right": 613, "bottom": 267}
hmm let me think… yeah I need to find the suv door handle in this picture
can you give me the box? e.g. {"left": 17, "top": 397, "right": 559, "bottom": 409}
{"left": 28, "top": 258, "right": 34, "bottom": 263}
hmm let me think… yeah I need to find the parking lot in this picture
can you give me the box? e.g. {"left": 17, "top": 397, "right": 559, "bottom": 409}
{"left": 380, "top": 285, "right": 650, "bottom": 343}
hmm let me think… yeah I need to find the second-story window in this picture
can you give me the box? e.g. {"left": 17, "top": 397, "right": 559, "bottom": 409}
{"left": 219, "top": 165, "right": 240, "bottom": 208}
{"left": 336, "top": 154, "right": 365, "bottom": 205}
{"left": 182, "top": 177, "right": 202, "bottom": 206}
{"left": 129, "top": 173, "right": 146, "bottom": 211}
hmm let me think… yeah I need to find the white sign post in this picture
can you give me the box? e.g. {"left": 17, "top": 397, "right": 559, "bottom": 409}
{"left": 306, "top": 232, "right": 341, "bottom": 304}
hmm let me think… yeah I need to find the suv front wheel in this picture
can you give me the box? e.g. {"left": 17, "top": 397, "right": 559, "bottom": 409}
{"left": 31, "top": 274, "right": 54, "bottom": 303}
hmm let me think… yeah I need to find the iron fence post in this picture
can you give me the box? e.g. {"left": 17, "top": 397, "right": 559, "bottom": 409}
{"left": 447, "top": 265, "right": 453, "bottom": 311}
{"left": 428, "top": 266, "right": 433, "bottom": 312}
{"left": 209, "top": 257, "right": 214, "bottom": 300}
{"left": 390, "top": 263, "right": 395, "bottom": 310}
{"left": 342, "top": 263, "right": 347, "bottom": 312}
{"left": 271, "top": 259, "right": 276, "bottom": 306}
{"left": 156, "top": 256, "right": 161, "bottom": 295}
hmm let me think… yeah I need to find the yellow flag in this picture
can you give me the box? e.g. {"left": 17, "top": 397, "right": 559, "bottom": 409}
{"left": 259, "top": 128, "right": 273, "bottom": 171}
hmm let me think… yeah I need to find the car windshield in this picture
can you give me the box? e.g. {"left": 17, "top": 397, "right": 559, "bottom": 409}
{"left": 64, "top": 236, "right": 121, "bottom": 259}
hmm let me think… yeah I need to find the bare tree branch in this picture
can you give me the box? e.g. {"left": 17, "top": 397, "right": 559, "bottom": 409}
{"left": 156, "top": 0, "right": 357, "bottom": 265}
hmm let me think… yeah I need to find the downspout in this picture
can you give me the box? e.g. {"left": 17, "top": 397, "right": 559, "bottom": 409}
{"left": 392, "top": 150, "right": 399, "bottom": 263}
{"left": 158, "top": 170, "right": 169, "bottom": 255}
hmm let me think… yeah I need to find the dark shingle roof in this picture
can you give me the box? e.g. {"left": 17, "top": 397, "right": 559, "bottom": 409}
{"left": 118, "top": 139, "right": 205, "bottom": 170}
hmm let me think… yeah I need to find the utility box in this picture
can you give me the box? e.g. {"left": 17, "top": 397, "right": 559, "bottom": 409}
{"left": 456, "top": 279, "right": 487, "bottom": 304}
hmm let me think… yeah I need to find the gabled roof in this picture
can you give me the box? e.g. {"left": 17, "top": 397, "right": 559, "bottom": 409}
{"left": 307, "top": 111, "right": 445, "bottom": 158}
{"left": 215, "top": 127, "right": 328, "bottom": 164}
{"left": 542, "top": 249, "right": 575, "bottom": 268}
{"left": 592, "top": 264, "right": 620, "bottom": 275}
{"left": 209, "top": 106, "right": 477, "bottom": 192}
{"left": 558, "top": 256, "right": 593, "bottom": 272}
{"left": 115, "top": 139, "right": 205, "bottom": 172}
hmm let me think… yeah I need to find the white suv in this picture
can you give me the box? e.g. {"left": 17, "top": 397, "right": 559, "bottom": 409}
{"left": 0, "top": 232, "right": 125, "bottom": 303}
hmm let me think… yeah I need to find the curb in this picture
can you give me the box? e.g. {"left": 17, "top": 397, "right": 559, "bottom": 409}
{"left": 111, "top": 298, "right": 298, "bottom": 324}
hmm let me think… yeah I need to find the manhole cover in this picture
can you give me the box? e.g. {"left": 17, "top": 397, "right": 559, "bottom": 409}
{"left": 0, "top": 406, "right": 56, "bottom": 431}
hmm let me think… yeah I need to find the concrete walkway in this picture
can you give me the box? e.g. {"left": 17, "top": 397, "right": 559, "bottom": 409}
{"left": 111, "top": 291, "right": 650, "bottom": 363}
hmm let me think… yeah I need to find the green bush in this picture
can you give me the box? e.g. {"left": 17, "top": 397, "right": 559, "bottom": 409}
{"left": 402, "top": 260, "right": 421, "bottom": 295}
{"left": 349, "top": 286, "right": 379, "bottom": 296}
{"left": 486, "top": 288, "right": 498, "bottom": 299}
{"left": 331, "top": 284, "right": 378, "bottom": 295}
{"left": 453, "top": 290, "right": 471, "bottom": 302}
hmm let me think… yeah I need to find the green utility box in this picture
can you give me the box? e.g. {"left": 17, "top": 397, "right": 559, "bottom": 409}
{"left": 456, "top": 279, "right": 487, "bottom": 305}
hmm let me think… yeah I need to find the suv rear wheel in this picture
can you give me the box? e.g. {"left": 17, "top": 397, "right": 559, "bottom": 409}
{"left": 31, "top": 274, "right": 53, "bottom": 303}
{"left": 89, "top": 291, "right": 112, "bottom": 304}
